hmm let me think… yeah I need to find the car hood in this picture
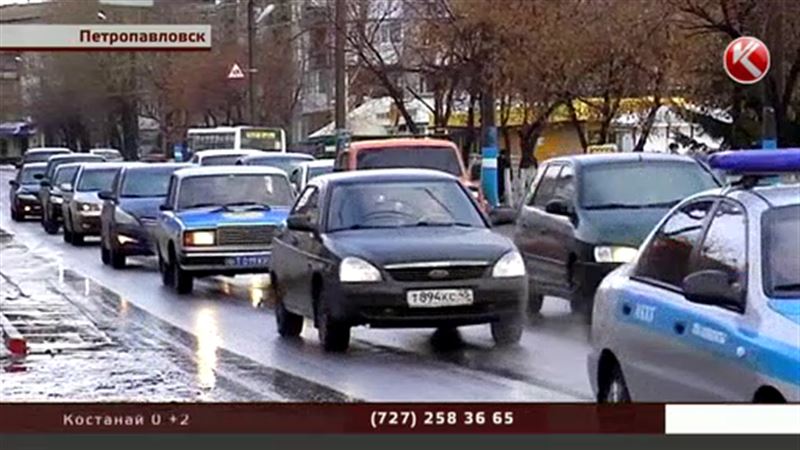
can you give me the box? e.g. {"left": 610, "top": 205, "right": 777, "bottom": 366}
{"left": 71, "top": 191, "right": 102, "bottom": 204}
{"left": 17, "top": 184, "right": 41, "bottom": 195}
{"left": 578, "top": 207, "right": 671, "bottom": 247}
{"left": 176, "top": 206, "right": 291, "bottom": 229}
{"left": 323, "top": 226, "right": 514, "bottom": 267}
{"left": 118, "top": 197, "right": 165, "bottom": 220}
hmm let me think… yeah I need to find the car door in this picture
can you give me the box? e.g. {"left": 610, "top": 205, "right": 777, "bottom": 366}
{"left": 515, "top": 163, "right": 570, "bottom": 296}
{"left": 665, "top": 198, "right": 757, "bottom": 400}
{"left": 611, "top": 198, "right": 716, "bottom": 401}
{"left": 280, "top": 186, "right": 321, "bottom": 316}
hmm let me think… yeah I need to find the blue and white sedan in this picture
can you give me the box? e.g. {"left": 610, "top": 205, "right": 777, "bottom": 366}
{"left": 588, "top": 149, "right": 800, "bottom": 403}
{"left": 154, "top": 166, "right": 294, "bottom": 294}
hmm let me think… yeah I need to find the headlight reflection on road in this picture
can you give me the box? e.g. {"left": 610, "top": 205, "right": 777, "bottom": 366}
{"left": 249, "top": 285, "right": 264, "bottom": 308}
{"left": 194, "top": 308, "right": 221, "bottom": 390}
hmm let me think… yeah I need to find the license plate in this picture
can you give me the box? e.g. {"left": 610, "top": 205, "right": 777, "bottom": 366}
{"left": 225, "top": 255, "right": 270, "bottom": 267}
{"left": 406, "top": 289, "right": 474, "bottom": 308}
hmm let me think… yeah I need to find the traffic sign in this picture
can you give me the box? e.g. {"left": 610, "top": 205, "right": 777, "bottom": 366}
{"left": 723, "top": 36, "right": 770, "bottom": 84}
{"left": 227, "top": 63, "right": 245, "bottom": 79}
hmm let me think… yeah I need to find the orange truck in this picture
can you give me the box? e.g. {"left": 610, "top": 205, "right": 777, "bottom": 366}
{"left": 332, "top": 138, "right": 488, "bottom": 211}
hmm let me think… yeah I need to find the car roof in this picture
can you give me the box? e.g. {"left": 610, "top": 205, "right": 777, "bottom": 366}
{"left": 123, "top": 162, "right": 190, "bottom": 172}
{"left": 301, "top": 159, "right": 335, "bottom": 168}
{"left": 733, "top": 184, "right": 800, "bottom": 208}
{"left": 548, "top": 152, "right": 700, "bottom": 168}
{"left": 241, "top": 152, "right": 313, "bottom": 161}
{"left": 48, "top": 154, "right": 104, "bottom": 162}
{"left": 78, "top": 162, "right": 128, "bottom": 171}
{"left": 21, "top": 162, "right": 47, "bottom": 169}
{"left": 348, "top": 138, "right": 458, "bottom": 151}
{"left": 196, "top": 149, "right": 263, "bottom": 157}
{"left": 313, "top": 168, "right": 459, "bottom": 187}
{"left": 174, "top": 165, "right": 289, "bottom": 178}
{"left": 27, "top": 147, "right": 71, "bottom": 154}
{"left": 90, "top": 148, "right": 121, "bottom": 153}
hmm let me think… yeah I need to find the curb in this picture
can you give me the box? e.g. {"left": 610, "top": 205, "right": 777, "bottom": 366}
{"left": 0, "top": 313, "right": 27, "bottom": 356}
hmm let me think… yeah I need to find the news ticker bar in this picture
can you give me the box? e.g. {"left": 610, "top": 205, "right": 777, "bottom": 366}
{"left": 0, "top": 404, "right": 798, "bottom": 434}
{"left": 0, "top": 25, "right": 211, "bottom": 51}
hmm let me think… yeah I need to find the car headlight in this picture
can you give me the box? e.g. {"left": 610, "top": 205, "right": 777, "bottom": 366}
{"left": 79, "top": 202, "right": 101, "bottom": 213}
{"left": 51, "top": 196, "right": 63, "bottom": 204}
{"left": 593, "top": 246, "right": 638, "bottom": 263}
{"left": 492, "top": 250, "right": 526, "bottom": 278}
{"left": 339, "top": 256, "right": 382, "bottom": 283}
{"left": 184, "top": 230, "right": 216, "bottom": 246}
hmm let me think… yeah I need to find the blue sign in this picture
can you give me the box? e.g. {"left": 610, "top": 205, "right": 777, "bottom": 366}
{"left": 481, "top": 127, "right": 499, "bottom": 208}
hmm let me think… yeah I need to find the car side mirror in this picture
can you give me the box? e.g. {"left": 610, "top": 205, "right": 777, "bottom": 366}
{"left": 98, "top": 190, "right": 114, "bottom": 201}
{"left": 59, "top": 182, "right": 73, "bottom": 192}
{"left": 545, "top": 199, "right": 573, "bottom": 216}
{"left": 159, "top": 203, "right": 173, "bottom": 211}
{"left": 40, "top": 180, "right": 51, "bottom": 188}
{"left": 682, "top": 270, "right": 743, "bottom": 311}
{"left": 286, "top": 214, "right": 315, "bottom": 232}
{"left": 9, "top": 179, "right": 18, "bottom": 187}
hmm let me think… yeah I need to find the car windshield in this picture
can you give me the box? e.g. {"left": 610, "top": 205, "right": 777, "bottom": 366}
{"left": 356, "top": 146, "right": 463, "bottom": 177}
{"left": 77, "top": 168, "right": 118, "bottom": 192}
{"left": 763, "top": 205, "right": 800, "bottom": 298}
{"left": 20, "top": 166, "right": 45, "bottom": 183}
{"left": 250, "top": 157, "right": 311, "bottom": 175}
{"left": 202, "top": 154, "right": 245, "bottom": 166}
{"left": 327, "top": 180, "right": 485, "bottom": 232}
{"left": 93, "top": 150, "right": 121, "bottom": 159}
{"left": 580, "top": 162, "right": 718, "bottom": 209}
{"left": 121, "top": 168, "right": 177, "bottom": 198}
{"left": 308, "top": 165, "right": 333, "bottom": 180}
{"left": 178, "top": 174, "right": 293, "bottom": 209}
{"left": 47, "top": 157, "right": 102, "bottom": 179}
{"left": 53, "top": 166, "right": 79, "bottom": 185}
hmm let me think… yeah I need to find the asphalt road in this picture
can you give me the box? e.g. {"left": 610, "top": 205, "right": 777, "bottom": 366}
{"left": 0, "top": 167, "right": 594, "bottom": 402}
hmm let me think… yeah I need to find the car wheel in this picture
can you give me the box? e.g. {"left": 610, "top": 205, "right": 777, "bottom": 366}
{"left": 63, "top": 219, "right": 73, "bottom": 243}
{"left": 109, "top": 243, "right": 126, "bottom": 269}
{"left": 43, "top": 215, "right": 59, "bottom": 235}
{"left": 159, "top": 250, "right": 173, "bottom": 287}
{"left": 600, "top": 364, "right": 631, "bottom": 403}
{"left": 527, "top": 291, "right": 544, "bottom": 318}
{"left": 10, "top": 207, "right": 20, "bottom": 222}
{"left": 275, "top": 285, "right": 303, "bottom": 338}
{"left": 491, "top": 314, "right": 523, "bottom": 346}
{"left": 101, "top": 242, "right": 111, "bottom": 265}
{"left": 316, "top": 299, "right": 350, "bottom": 352}
{"left": 70, "top": 230, "right": 84, "bottom": 246}
{"left": 171, "top": 254, "right": 193, "bottom": 294}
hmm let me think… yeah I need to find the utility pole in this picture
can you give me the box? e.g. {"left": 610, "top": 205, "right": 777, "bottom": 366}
{"left": 334, "top": 0, "right": 346, "bottom": 133}
{"left": 247, "top": 0, "right": 256, "bottom": 125}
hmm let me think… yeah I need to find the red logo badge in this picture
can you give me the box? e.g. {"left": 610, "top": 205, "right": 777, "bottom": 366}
{"left": 723, "top": 37, "right": 770, "bottom": 84}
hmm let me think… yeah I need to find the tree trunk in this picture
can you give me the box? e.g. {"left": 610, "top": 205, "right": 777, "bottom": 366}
{"left": 567, "top": 100, "right": 589, "bottom": 153}
{"left": 120, "top": 99, "right": 139, "bottom": 161}
{"left": 463, "top": 93, "right": 477, "bottom": 165}
{"left": 632, "top": 99, "right": 662, "bottom": 152}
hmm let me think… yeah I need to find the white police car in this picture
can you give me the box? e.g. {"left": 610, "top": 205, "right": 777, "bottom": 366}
{"left": 588, "top": 149, "right": 800, "bottom": 402}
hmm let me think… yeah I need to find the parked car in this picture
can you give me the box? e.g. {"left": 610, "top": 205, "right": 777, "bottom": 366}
{"left": 333, "top": 138, "right": 487, "bottom": 209}
{"left": 20, "top": 147, "right": 71, "bottom": 166}
{"left": 588, "top": 149, "right": 800, "bottom": 403}
{"left": 61, "top": 162, "right": 126, "bottom": 245}
{"left": 154, "top": 166, "right": 294, "bottom": 294}
{"left": 289, "top": 159, "right": 334, "bottom": 192}
{"left": 270, "top": 169, "right": 527, "bottom": 352}
{"left": 237, "top": 152, "right": 314, "bottom": 177}
{"left": 99, "top": 163, "right": 189, "bottom": 268}
{"left": 38, "top": 153, "right": 106, "bottom": 234}
{"left": 189, "top": 149, "right": 264, "bottom": 166}
{"left": 513, "top": 153, "right": 719, "bottom": 320}
{"left": 90, "top": 148, "right": 124, "bottom": 162}
{"left": 9, "top": 162, "right": 46, "bottom": 221}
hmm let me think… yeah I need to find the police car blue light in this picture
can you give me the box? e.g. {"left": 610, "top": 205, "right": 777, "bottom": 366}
{"left": 708, "top": 148, "right": 800, "bottom": 173}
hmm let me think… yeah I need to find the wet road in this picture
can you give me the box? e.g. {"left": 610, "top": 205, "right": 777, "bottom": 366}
{"left": 1, "top": 167, "right": 594, "bottom": 402}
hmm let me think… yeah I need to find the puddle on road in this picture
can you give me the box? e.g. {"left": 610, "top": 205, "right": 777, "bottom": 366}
{"left": 0, "top": 229, "right": 356, "bottom": 402}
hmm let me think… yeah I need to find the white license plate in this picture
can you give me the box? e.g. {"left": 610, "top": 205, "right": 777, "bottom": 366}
{"left": 225, "top": 255, "right": 270, "bottom": 267}
{"left": 406, "top": 289, "right": 474, "bottom": 308}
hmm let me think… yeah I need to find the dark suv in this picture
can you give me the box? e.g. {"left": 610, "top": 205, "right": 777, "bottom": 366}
{"left": 513, "top": 153, "right": 719, "bottom": 320}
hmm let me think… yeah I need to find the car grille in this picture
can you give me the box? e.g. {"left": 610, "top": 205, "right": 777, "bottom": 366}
{"left": 217, "top": 225, "right": 278, "bottom": 246}
{"left": 387, "top": 265, "right": 488, "bottom": 282}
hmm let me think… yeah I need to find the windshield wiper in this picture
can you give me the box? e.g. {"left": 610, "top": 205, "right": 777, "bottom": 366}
{"left": 182, "top": 202, "right": 223, "bottom": 210}
{"left": 405, "top": 220, "right": 475, "bottom": 228}
{"left": 585, "top": 202, "right": 673, "bottom": 210}
{"left": 773, "top": 283, "right": 800, "bottom": 292}
{"left": 224, "top": 201, "right": 271, "bottom": 211}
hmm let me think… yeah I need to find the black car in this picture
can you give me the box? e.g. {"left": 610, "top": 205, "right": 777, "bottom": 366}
{"left": 38, "top": 153, "right": 105, "bottom": 234}
{"left": 270, "top": 169, "right": 527, "bottom": 352}
{"left": 19, "top": 147, "right": 71, "bottom": 166}
{"left": 9, "top": 162, "right": 46, "bottom": 220}
{"left": 513, "top": 153, "right": 720, "bottom": 320}
{"left": 99, "top": 163, "right": 188, "bottom": 268}
{"left": 38, "top": 163, "right": 83, "bottom": 233}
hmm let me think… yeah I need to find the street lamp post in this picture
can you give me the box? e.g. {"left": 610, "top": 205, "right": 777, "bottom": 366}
{"left": 246, "top": 1, "right": 276, "bottom": 126}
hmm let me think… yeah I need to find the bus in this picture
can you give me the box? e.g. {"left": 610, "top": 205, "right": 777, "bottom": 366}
{"left": 186, "top": 126, "right": 287, "bottom": 154}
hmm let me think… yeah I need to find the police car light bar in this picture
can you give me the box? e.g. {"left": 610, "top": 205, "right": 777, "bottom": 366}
{"left": 708, "top": 148, "right": 800, "bottom": 174}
